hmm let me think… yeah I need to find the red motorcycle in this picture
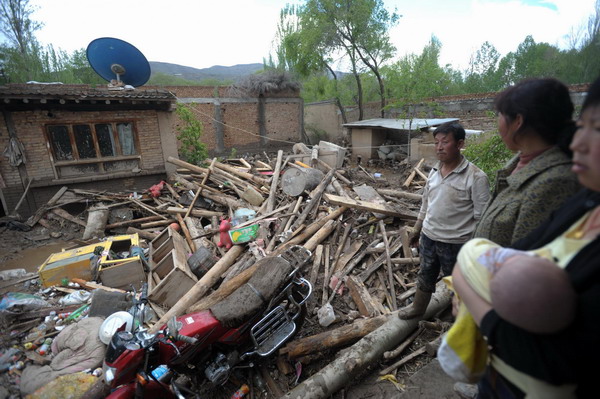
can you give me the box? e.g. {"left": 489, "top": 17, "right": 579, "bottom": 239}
{"left": 99, "top": 246, "right": 312, "bottom": 399}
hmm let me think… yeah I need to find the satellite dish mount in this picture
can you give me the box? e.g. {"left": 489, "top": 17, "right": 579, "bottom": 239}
{"left": 110, "top": 63, "right": 127, "bottom": 86}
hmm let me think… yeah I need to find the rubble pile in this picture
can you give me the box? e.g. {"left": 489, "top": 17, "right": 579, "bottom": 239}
{"left": 0, "top": 147, "right": 452, "bottom": 398}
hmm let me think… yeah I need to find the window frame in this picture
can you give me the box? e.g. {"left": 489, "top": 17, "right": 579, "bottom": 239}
{"left": 44, "top": 121, "right": 142, "bottom": 178}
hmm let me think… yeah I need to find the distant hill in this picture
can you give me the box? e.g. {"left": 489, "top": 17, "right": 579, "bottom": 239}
{"left": 149, "top": 62, "right": 264, "bottom": 82}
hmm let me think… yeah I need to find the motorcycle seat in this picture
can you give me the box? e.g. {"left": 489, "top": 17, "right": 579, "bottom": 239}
{"left": 210, "top": 255, "right": 294, "bottom": 327}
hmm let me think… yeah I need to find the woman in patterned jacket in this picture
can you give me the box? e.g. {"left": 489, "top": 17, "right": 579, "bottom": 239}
{"left": 473, "top": 78, "right": 581, "bottom": 247}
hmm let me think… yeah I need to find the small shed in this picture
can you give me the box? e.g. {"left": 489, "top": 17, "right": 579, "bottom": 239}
{"left": 343, "top": 118, "right": 458, "bottom": 161}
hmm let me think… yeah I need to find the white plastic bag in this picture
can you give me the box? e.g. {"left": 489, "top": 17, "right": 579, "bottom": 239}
{"left": 58, "top": 290, "right": 92, "bottom": 306}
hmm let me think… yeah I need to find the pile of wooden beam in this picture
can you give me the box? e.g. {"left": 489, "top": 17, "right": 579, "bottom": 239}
{"left": 23, "top": 151, "right": 452, "bottom": 396}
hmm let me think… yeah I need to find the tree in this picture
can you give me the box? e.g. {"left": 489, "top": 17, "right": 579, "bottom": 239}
{"left": 0, "top": 0, "right": 42, "bottom": 81}
{"left": 175, "top": 103, "right": 208, "bottom": 166}
{"left": 300, "top": 0, "right": 398, "bottom": 119}
{"left": 337, "top": 0, "right": 399, "bottom": 117}
{"left": 463, "top": 41, "right": 503, "bottom": 93}
{"left": 384, "top": 36, "right": 457, "bottom": 118}
{"left": 0, "top": 0, "right": 40, "bottom": 55}
{"left": 270, "top": 2, "right": 349, "bottom": 122}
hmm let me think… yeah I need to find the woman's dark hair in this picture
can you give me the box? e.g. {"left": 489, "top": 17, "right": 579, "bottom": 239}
{"left": 581, "top": 76, "right": 600, "bottom": 112}
{"left": 494, "top": 78, "right": 575, "bottom": 156}
{"left": 433, "top": 121, "right": 466, "bottom": 142}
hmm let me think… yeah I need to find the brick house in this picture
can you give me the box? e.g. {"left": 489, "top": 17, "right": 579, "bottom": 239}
{"left": 0, "top": 83, "right": 178, "bottom": 218}
{"left": 0, "top": 83, "right": 305, "bottom": 218}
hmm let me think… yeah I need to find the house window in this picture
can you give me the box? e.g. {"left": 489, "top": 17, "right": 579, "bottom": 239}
{"left": 45, "top": 122, "right": 141, "bottom": 178}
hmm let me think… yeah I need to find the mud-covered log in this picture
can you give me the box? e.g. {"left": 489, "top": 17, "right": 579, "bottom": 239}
{"left": 282, "top": 284, "right": 451, "bottom": 399}
{"left": 280, "top": 308, "right": 389, "bottom": 359}
{"left": 149, "top": 244, "right": 245, "bottom": 333}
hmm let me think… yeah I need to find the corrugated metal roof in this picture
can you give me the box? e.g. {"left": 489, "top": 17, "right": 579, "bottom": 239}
{"left": 343, "top": 118, "right": 459, "bottom": 130}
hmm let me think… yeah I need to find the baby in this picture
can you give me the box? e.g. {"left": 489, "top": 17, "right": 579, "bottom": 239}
{"left": 473, "top": 242, "right": 576, "bottom": 334}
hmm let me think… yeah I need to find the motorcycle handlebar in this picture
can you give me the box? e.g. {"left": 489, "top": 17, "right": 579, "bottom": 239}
{"left": 174, "top": 334, "right": 197, "bottom": 345}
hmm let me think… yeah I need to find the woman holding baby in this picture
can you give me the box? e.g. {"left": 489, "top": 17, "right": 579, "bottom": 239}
{"left": 449, "top": 77, "right": 600, "bottom": 398}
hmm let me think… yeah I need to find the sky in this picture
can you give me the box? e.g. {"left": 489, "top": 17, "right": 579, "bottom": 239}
{"left": 29, "top": 0, "right": 598, "bottom": 72}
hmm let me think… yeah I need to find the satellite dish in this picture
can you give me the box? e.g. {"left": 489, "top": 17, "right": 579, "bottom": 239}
{"left": 86, "top": 37, "right": 151, "bottom": 87}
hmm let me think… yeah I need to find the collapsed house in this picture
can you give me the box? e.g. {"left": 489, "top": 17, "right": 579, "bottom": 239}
{"left": 0, "top": 83, "right": 178, "bottom": 219}
{"left": 0, "top": 82, "right": 305, "bottom": 219}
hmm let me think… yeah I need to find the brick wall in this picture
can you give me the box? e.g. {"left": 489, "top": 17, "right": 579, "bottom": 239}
{"left": 0, "top": 108, "right": 169, "bottom": 217}
{"left": 159, "top": 86, "right": 303, "bottom": 155}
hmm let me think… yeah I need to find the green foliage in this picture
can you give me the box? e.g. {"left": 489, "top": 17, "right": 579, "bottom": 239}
{"left": 175, "top": 103, "right": 208, "bottom": 165}
{"left": 384, "top": 36, "right": 460, "bottom": 116}
{"left": 463, "top": 132, "right": 514, "bottom": 187}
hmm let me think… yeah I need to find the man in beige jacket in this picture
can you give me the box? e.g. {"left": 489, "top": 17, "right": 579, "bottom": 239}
{"left": 399, "top": 122, "right": 490, "bottom": 319}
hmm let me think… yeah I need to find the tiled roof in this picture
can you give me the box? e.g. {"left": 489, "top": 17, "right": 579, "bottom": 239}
{"left": 0, "top": 83, "right": 176, "bottom": 101}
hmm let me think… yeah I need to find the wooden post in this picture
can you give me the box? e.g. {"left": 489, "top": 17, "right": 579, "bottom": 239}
{"left": 379, "top": 220, "right": 397, "bottom": 311}
{"left": 11, "top": 178, "right": 32, "bottom": 215}
{"left": 266, "top": 150, "right": 283, "bottom": 213}
{"left": 176, "top": 213, "right": 196, "bottom": 253}
{"left": 184, "top": 158, "right": 216, "bottom": 219}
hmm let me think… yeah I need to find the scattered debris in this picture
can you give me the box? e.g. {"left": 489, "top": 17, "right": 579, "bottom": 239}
{"left": 0, "top": 148, "right": 451, "bottom": 398}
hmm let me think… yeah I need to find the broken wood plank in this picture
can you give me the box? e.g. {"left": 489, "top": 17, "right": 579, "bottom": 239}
{"left": 403, "top": 158, "right": 425, "bottom": 187}
{"left": 266, "top": 150, "right": 283, "bottom": 213}
{"left": 11, "top": 178, "right": 33, "bottom": 215}
{"left": 333, "top": 240, "right": 363, "bottom": 275}
{"left": 346, "top": 275, "right": 381, "bottom": 318}
{"left": 292, "top": 168, "right": 336, "bottom": 230}
{"left": 359, "top": 240, "right": 403, "bottom": 282}
{"left": 171, "top": 173, "right": 252, "bottom": 210}
{"left": 184, "top": 158, "right": 216, "bottom": 219}
{"left": 166, "top": 206, "right": 223, "bottom": 218}
{"left": 415, "top": 167, "right": 429, "bottom": 181}
{"left": 272, "top": 206, "right": 348, "bottom": 256}
{"left": 51, "top": 208, "right": 87, "bottom": 227}
{"left": 126, "top": 227, "right": 159, "bottom": 241}
{"left": 106, "top": 215, "right": 163, "bottom": 229}
{"left": 375, "top": 188, "right": 422, "bottom": 201}
{"left": 26, "top": 186, "right": 69, "bottom": 227}
{"left": 323, "top": 194, "right": 417, "bottom": 220}
{"left": 139, "top": 219, "right": 174, "bottom": 229}
{"left": 379, "top": 220, "right": 397, "bottom": 311}
{"left": 214, "top": 160, "right": 270, "bottom": 187}
{"left": 303, "top": 219, "right": 336, "bottom": 252}
{"left": 72, "top": 278, "right": 127, "bottom": 293}
{"left": 331, "top": 220, "right": 354, "bottom": 274}
{"left": 131, "top": 198, "right": 168, "bottom": 220}
{"left": 176, "top": 213, "right": 196, "bottom": 253}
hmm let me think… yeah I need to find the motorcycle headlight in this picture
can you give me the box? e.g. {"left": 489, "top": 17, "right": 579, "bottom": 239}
{"left": 103, "top": 364, "right": 116, "bottom": 385}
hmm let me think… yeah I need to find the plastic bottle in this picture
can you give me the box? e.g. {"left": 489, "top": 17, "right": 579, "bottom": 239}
{"left": 23, "top": 342, "right": 37, "bottom": 351}
{"left": 25, "top": 322, "right": 48, "bottom": 342}
{"left": 37, "top": 338, "right": 53, "bottom": 356}
{"left": 230, "top": 384, "right": 250, "bottom": 399}
{"left": 151, "top": 365, "right": 169, "bottom": 380}
{"left": 64, "top": 304, "right": 90, "bottom": 323}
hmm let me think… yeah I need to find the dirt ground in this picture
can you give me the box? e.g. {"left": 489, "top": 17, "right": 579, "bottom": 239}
{"left": 0, "top": 157, "right": 457, "bottom": 399}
